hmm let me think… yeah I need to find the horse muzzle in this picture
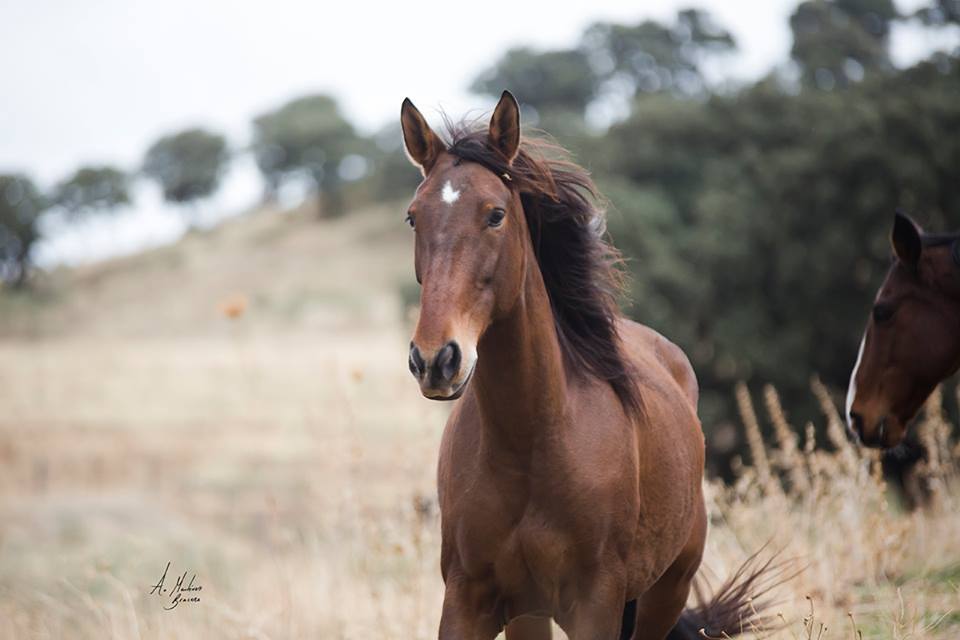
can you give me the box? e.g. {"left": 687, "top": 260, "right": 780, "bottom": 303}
{"left": 848, "top": 411, "right": 903, "bottom": 449}
{"left": 408, "top": 340, "right": 476, "bottom": 401}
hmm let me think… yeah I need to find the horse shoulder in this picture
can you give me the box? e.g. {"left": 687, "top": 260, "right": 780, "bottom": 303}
{"left": 616, "top": 317, "right": 699, "bottom": 410}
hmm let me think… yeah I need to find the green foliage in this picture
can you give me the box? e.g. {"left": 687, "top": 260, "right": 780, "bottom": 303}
{"left": 252, "top": 94, "right": 366, "bottom": 216}
{"left": 471, "top": 10, "right": 736, "bottom": 126}
{"left": 0, "top": 174, "right": 46, "bottom": 287}
{"left": 582, "top": 9, "right": 736, "bottom": 97}
{"left": 471, "top": 48, "right": 600, "bottom": 115}
{"left": 54, "top": 165, "right": 130, "bottom": 216}
{"left": 789, "top": 0, "right": 897, "bottom": 88}
{"left": 915, "top": 0, "right": 960, "bottom": 25}
{"left": 468, "top": 9, "right": 737, "bottom": 156}
{"left": 142, "top": 128, "right": 229, "bottom": 206}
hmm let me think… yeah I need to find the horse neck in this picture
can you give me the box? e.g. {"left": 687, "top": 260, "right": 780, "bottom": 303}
{"left": 471, "top": 242, "right": 568, "bottom": 455}
{"left": 937, "top": 280, "right": 960, "bottom": 375}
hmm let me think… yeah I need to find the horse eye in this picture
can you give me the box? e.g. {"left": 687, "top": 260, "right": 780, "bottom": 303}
{"left": 873, "top": 303, "right": 895, "bottom": 324}
{"left": 487, "top": 209, "right": 506, "bottom": 228}
{"left": 405, "top": 213, "right": 415, "bottom": 229}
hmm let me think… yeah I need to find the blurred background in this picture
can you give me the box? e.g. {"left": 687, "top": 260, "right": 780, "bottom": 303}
{"left": 1, "top": 1, "right": 959, "bottom": 638}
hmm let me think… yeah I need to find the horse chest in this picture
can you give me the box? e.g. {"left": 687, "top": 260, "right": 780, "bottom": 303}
{"left": 453, "top": 506, "right": 574, "bottom": 612}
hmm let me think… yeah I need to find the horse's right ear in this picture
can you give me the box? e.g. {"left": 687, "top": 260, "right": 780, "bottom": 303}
{"left": 401, "top": 98, "right": 445, "bottom": 176}
{"left": 892, "top": 211, "right": 922, "bottom": 267}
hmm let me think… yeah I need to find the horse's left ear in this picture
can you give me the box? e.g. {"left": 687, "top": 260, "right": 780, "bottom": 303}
{"left": 488, "top": 90, "right": 520, "bottom": 163}
{"left": 892, "top": 211, "right": 922, "bottom": 267}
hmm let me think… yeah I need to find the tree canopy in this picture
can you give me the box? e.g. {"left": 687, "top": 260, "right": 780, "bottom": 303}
{"left": 54, "top": 165, "right": 130, "bottom": 216}
{"left": 0, "top": 174, "right": 46, "bottom": 287}
{"left": 789, "top": 0, "right": 898, "bottom": 88}
{"left": 252, "top": 94, "right": 366, "bottom": 216}
{"left": 142, "top": 128, "right": 229, "bottom": 206}
{"left": 582, "top": 8, "right": 737, "bottom": 98}
{"left": 471, "top": 48, "right": 601, "bottom": 115}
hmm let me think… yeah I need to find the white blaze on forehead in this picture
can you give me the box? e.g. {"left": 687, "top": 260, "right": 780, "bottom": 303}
{"left": 441, "top": 180, "right": 461, "bottom": 205}
{"left": 845, "top": 334, "right": 867, "bottom": 427}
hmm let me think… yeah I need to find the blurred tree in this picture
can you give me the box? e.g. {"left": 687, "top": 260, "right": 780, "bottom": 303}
{"left": 54, "top": 165, "right": 130, "bottom": 217}
{"left": 471, "top": 48, "right": 601, "bottom": 116}
{"left": 914, "top": 0, "right": 960, "bottom": 25}
{"left": 789, "top": 0, "right": 898, "bottom": 89}
{"left": 142, "top": 128, "right": 229, "bottom": 220}
{"left": 0, "top": 174, "right": 46, "bottom": 288}
{"left": 581, "top": 8, "right": 736, "bottom": 98}
{"left": 252, "top": 94, "right": 365, "bottom": 217}
{"left": 366, "top": 123, "right": 421, "bottom": 202}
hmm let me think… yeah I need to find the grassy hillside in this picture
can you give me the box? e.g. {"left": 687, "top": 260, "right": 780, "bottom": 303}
{"left": 0, "top": 201, "right": 416, "bottom": 339}
{"left": 0, "top": 204, "right": 958, "bottom": 638}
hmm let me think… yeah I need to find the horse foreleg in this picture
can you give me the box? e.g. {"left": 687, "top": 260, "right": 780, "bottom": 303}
{"left": 555, "top": 575, "right": 626, "bottom": 640}
{"left": 438, "top": 580, "right": 503, "bottom": 640}
{"left": 632, "top": 500, "right": 707, "bottom": 640}
{"left": 505, "top": 616, "right": 552, "bottom": 639}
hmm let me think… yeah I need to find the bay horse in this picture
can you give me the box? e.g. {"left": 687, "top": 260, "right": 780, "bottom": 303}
{"left": 400, "top": 91, "right": 779, "bottom": 639}
{"left": 847, "top": 212, "right": 960, "bottom": 449}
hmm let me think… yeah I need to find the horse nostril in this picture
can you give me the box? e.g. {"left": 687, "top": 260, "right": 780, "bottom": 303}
{"left": 409, "top": 343, "right": 426, "bottom": 379}
{"left": 435, "top": 341, "right": 462, "bottom": 383}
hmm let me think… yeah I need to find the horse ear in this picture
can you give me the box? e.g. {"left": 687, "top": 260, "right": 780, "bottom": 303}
{"left": 401, "top": 98, "right": 445, "bottom": 175}
{"left": 892, "top": 211, "right": 922, "bottom": 267}
{"left": 488, "top": 90, "right": 520, "bottom": 163}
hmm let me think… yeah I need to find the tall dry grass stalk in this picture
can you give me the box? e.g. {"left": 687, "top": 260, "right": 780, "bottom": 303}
{"left": 764, "top": 384, "right": 810, "bottom": 495}
{"left": 735, "top": 382, "right": 780, "bottom": 498}
{"left": 810, "top": 375, "right": 861, "bottom": 477}
{"left": 723, "top": 378, "right": 960, "bottom": 639}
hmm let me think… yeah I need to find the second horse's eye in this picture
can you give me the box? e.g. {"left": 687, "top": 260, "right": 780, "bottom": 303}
{"left": 487, "top": 209, "right": 506, "bottom": 228}
{"left": 873, "top": 303, "right": 895, "bottom": 324}
{"left": 405, "top": 213, "right": 415, "bottom": 229}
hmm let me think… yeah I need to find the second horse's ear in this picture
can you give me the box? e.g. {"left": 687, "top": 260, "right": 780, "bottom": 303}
{"left": 401, "top": 98, "right": 445, "bottom": 175}
{"left": 892, "top": 211, "right": 922, "bottom": 268}
{"left": 488, "top": 91, "right": 520, "bottom": 163}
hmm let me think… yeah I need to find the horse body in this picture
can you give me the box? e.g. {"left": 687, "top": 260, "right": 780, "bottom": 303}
{"left": 400, "top": 91, "right": 775, "bottom": 639}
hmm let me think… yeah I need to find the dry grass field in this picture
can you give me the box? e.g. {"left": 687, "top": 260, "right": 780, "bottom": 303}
{"left": 0, "top": 204, "right": 957, "bottom": 639}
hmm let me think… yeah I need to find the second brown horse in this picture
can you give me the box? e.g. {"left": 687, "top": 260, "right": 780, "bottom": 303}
{"left": 401, "top": 91, "right": 775, "bottom": 640}
{"left": 847, "top": 212, "right": 960, "bottom": 449}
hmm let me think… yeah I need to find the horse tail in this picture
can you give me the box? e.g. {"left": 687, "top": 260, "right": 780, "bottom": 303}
{"left": 666, "top": 546, "right": 799, "bottom": 639}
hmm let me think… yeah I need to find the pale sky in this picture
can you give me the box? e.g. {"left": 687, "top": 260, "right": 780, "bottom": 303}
{"left": 0, "top": 0, "right": 955, "bottom": 265}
